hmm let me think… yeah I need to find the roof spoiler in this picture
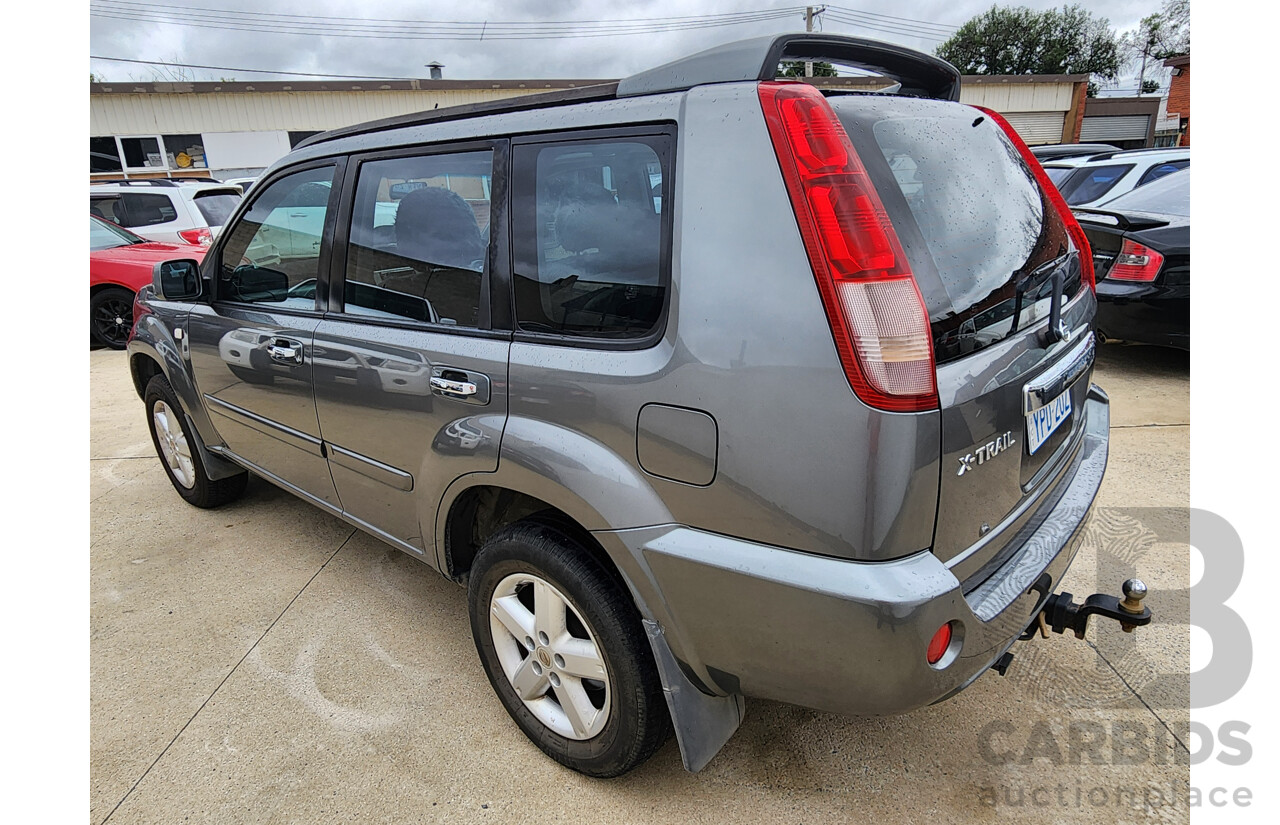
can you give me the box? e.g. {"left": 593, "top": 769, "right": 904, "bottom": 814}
{"left": 616, "top": 33, "right": 962, "bottom": 101}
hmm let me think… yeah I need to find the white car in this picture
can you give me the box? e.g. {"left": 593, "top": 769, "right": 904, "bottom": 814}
{"left": 1042, "top": 148, "right": 1189, "bottom": 209}
{"left": 90, "top": 179, "right": 242, "bottom": 246}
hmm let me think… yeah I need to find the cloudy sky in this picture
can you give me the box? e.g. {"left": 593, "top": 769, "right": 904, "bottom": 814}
{"left": 88, "top": 0, "right": 1172, "bottom": 90}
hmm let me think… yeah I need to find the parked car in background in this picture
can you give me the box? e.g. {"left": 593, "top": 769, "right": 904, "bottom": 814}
{"left": 1042, "top": 147, "right": 1189, "bottom": 209}
{"left": 90, "top": 214, "right": 207, "bottom": 349}
{"left": 90, "top": 179, "right": 242, "bottom": 246}
{"left": 1030, "top": 143, "right": 1118, "bottom": 162}
{"left": 223, "top": 176, "right": 261, "bottom": 195}
{"left": 1074, "top": 168, "right": 1189, "bottom": 350}
{"left": 127, "top": 33, "right": 1145, "bottom": 778}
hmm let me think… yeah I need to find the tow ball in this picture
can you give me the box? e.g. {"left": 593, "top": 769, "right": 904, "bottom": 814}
{"left": 1022, "top": 578, "right": 1152, "bottom": 641}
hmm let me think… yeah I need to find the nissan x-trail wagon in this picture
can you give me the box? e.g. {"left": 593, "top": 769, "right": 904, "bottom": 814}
{"left": 127, "top": 34, "right": 1148, "bottom": 777}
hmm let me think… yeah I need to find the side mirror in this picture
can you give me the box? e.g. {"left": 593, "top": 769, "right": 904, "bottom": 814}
{"left": 152, "top": 259, "right": 203, "bottom": 301}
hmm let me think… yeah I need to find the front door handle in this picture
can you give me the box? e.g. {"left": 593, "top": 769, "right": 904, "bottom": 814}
{"left": 430, "top": 376, "right": 478, "bottom": 396}
{"left": 267, "top": 339, "right": 303, "bottom": 365}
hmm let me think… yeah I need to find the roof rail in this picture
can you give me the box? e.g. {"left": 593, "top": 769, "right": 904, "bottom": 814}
{"left": 90, "top": 179, "right": 179, "bottom": 187}
{"left": 295, "top": 83, "right": 620, "bottom": 150}
{"left": 1085, "top": 147, "right": 1190, "bottom": 162}
{"left": 616, "top": 33, "right": 961, "bottom": 101}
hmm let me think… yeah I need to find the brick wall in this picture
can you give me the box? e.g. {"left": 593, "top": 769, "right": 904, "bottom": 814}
{"left": 1166, "top": 64, "right": 1190, "bottom": 146}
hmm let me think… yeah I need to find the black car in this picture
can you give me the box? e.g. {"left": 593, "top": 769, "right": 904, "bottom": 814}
{"left": 1074, "top": 169, "right": 1189, "bottom": 350}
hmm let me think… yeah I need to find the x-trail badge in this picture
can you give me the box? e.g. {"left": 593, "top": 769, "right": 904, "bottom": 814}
{"left": 957, "top": 432, "right": 1017, "bottom": 476}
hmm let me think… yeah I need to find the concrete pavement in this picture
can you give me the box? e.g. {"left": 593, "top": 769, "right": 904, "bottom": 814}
{"left": 90, "top": 343, "right": 1191, "bottom": 824}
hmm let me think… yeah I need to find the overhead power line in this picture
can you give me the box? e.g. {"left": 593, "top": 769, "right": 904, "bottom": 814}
{"left": 88, "top": 55, "right": 421, "bottom": 80}
{"left": 89, "top": 2, "right": 802, "bottom": 39}
{"left": 90, "top": 2, "right": 962, "bottom": 43}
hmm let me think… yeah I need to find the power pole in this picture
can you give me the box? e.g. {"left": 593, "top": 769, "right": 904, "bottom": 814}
{"left": 803, "top": 6, "right": 825, "bottom": 77}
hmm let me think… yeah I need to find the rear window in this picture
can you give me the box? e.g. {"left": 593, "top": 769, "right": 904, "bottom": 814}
{"left": 1099, "top": 168, "right": 1189, "bottom": 216}
{"left": 1059, "top": 163, "right": 1134, "bottom": 204}
{"left": 833, "top": 97, "right": 1076, "bottom": 362}
{"left": 193, "top": 190, "right": 241, "bottom": 226}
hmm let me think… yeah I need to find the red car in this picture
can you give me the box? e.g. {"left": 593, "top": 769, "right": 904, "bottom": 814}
{"left": 90, "top": 214, "right": 205, "bottom": 349}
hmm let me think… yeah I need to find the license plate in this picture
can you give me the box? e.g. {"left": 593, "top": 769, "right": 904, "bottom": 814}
{"left": 1026, "top": 389, "right": 1072, "bottom": 455}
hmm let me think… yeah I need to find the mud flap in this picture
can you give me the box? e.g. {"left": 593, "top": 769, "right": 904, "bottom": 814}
{"left": 643, "top": 619, "right": 745, "bottom": 772}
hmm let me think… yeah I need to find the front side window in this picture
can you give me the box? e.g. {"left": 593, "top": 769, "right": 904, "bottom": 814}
{"left": 344, "top": 150, "right": 493, "bottom": 327}
{"left": 217, "top": 165, "right": 337, "bottom": 307}
{"left": 511, "top": 135, "right": 670, "bottom": 340}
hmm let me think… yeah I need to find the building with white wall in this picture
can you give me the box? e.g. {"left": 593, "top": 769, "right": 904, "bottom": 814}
{"left": 90, "top": 73, "right": 1089, "bottom": 181}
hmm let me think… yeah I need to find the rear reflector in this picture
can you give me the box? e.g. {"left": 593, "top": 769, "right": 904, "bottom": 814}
{"left": 926, "top": 622, "right": 953, "bottom": 665}
{"left": 1106, "top": 239, "right": 1164, "bottom": 282}
{"left": 976, "top": 107, "right": 1096, "bottom": 293}
{"left": 759, "top": 81, "right": 938, "bottom": 412}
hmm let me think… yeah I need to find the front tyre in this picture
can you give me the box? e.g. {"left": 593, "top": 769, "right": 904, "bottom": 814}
{"left": 468, "top": 521, "right": 670, "bottom": 777}
{"left": 144, "top": 374, "right": 248, "bottom": 508}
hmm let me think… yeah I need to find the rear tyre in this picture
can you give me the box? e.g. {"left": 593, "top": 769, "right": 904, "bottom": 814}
{"left": 90, "top": 287, "right": 135, "bottom": 350}
{"left": 144, "top": 374, "right": 248, "bottom": 508}
{"left": 468, "top": 520, "right": 670, "bottom": 777}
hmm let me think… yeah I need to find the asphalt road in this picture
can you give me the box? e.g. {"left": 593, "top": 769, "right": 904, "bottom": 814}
{"left": 90, "top": 344, "right": 1191, "bottom": 824}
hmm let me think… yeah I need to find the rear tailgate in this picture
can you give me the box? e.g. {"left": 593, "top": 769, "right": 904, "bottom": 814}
{"left": 831, "top": 96, "right": 1096, "bottom": 577}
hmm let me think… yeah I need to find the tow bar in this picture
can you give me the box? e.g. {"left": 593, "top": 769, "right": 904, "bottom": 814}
{"left": 1023, "top": 578, "right": 1152, "bottom": 641}
{"left": 993, "top": 579, "right": 1152, "bottom": 676}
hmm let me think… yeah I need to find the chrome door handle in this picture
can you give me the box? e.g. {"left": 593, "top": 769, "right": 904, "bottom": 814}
{"left": 267, "top": 340, "right": 303, "bottom": 365}
{"left": 430, "top": 376, "right": 478, "bottom": 396}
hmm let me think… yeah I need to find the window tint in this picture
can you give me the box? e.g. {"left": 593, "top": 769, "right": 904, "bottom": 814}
{"left": 512, "top": 136, "right": 669, "bottom": 339}
{"left": 96, "top": 193, "right": 177, "bottom": 228}
{"left": 1137, "top": 159, "right": 1189, "bottom": 187}
{"left": 344, "top": 150, "right": 493, "bottom": 327}
{"left": 218, "top": 165, "right": 337, "bottom": 307}
{"left": 193, "top": 190, "right": 241, "bottom": 226}
{"left": 1100, "top": 168, "right": 1189, "bottom": 216}
{"left": 1060, "top": 164, "right": 1135, "bottom": 204}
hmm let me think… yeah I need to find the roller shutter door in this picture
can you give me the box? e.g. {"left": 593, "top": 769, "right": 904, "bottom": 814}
{"left": 1080, "top": 115, "right": 1151, "bottom": 142}
{"left": 1002, "top": 112, "right": 1067, "bottom": 145}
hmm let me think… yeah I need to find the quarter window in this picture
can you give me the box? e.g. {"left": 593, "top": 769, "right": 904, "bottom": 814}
{"left": 344, "top": 150, "right": 493, "bottom": 327}
{"left": 511, "top": 135, "right": 670, "bottom": 340}
{"left": 217, "top": 165, "right": 337, "bottom": 307}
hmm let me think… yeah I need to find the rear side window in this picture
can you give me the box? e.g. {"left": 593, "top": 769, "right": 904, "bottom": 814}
{"left": 1136, "top": 159, "right": 1189, "bottom": 187}
{"left": 193, "top": 190, "right": 241, "bottom": 226}
{"left": 511, "top": 133, "right": 671, "bottom": 341}
{"left": 93, "top": 193, "right": 178, "bottom": 228}
{"left": 344, "top": 150, "right": 493, "bottom": 328}
{"left": 1059, "top": 164, "right": 1135, "bottom": 204}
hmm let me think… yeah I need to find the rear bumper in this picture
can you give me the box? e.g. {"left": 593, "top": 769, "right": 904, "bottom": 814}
{"left": 603, "top": 386, "right": 1109, "bottom": 716}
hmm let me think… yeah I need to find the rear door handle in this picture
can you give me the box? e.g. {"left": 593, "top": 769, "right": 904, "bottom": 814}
{"left": 430, "top": 367, "right": 491, "bottom": 405}
{"left": 430, "top": 376, "right": 477, "bottom": 396}
{"left": 267, "top": 338, "right": 304, "bottom": 365}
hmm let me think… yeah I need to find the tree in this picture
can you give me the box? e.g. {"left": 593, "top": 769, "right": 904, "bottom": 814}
{"left": 1140, "top": 78, "right": 1160, "bottom": 94}
{"left": 936, "top": 4, "right": 1120, "bottom": 80}
{"left": 1119, "top": 0, "right": 1189, "bottom": 95}
{"left": 779, "top": 60, "right": 837, "bottom": 78}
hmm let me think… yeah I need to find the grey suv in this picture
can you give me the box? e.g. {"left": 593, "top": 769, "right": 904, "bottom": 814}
{"left": 126, "top": 34, "right": 1142, "bottom": 777}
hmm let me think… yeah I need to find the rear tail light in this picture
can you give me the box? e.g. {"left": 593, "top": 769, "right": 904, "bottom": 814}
{"left": 1106, "top": 239, "right": 1164, "bottom": 282}
{"left": 178, "top": 227, "right": 213, "bottom": 246}
{"left": 759, "top": 81, "right": 937, "bottom": 413}
{"left": 976, "top": 106, "right": 1095, "bottom": 293}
